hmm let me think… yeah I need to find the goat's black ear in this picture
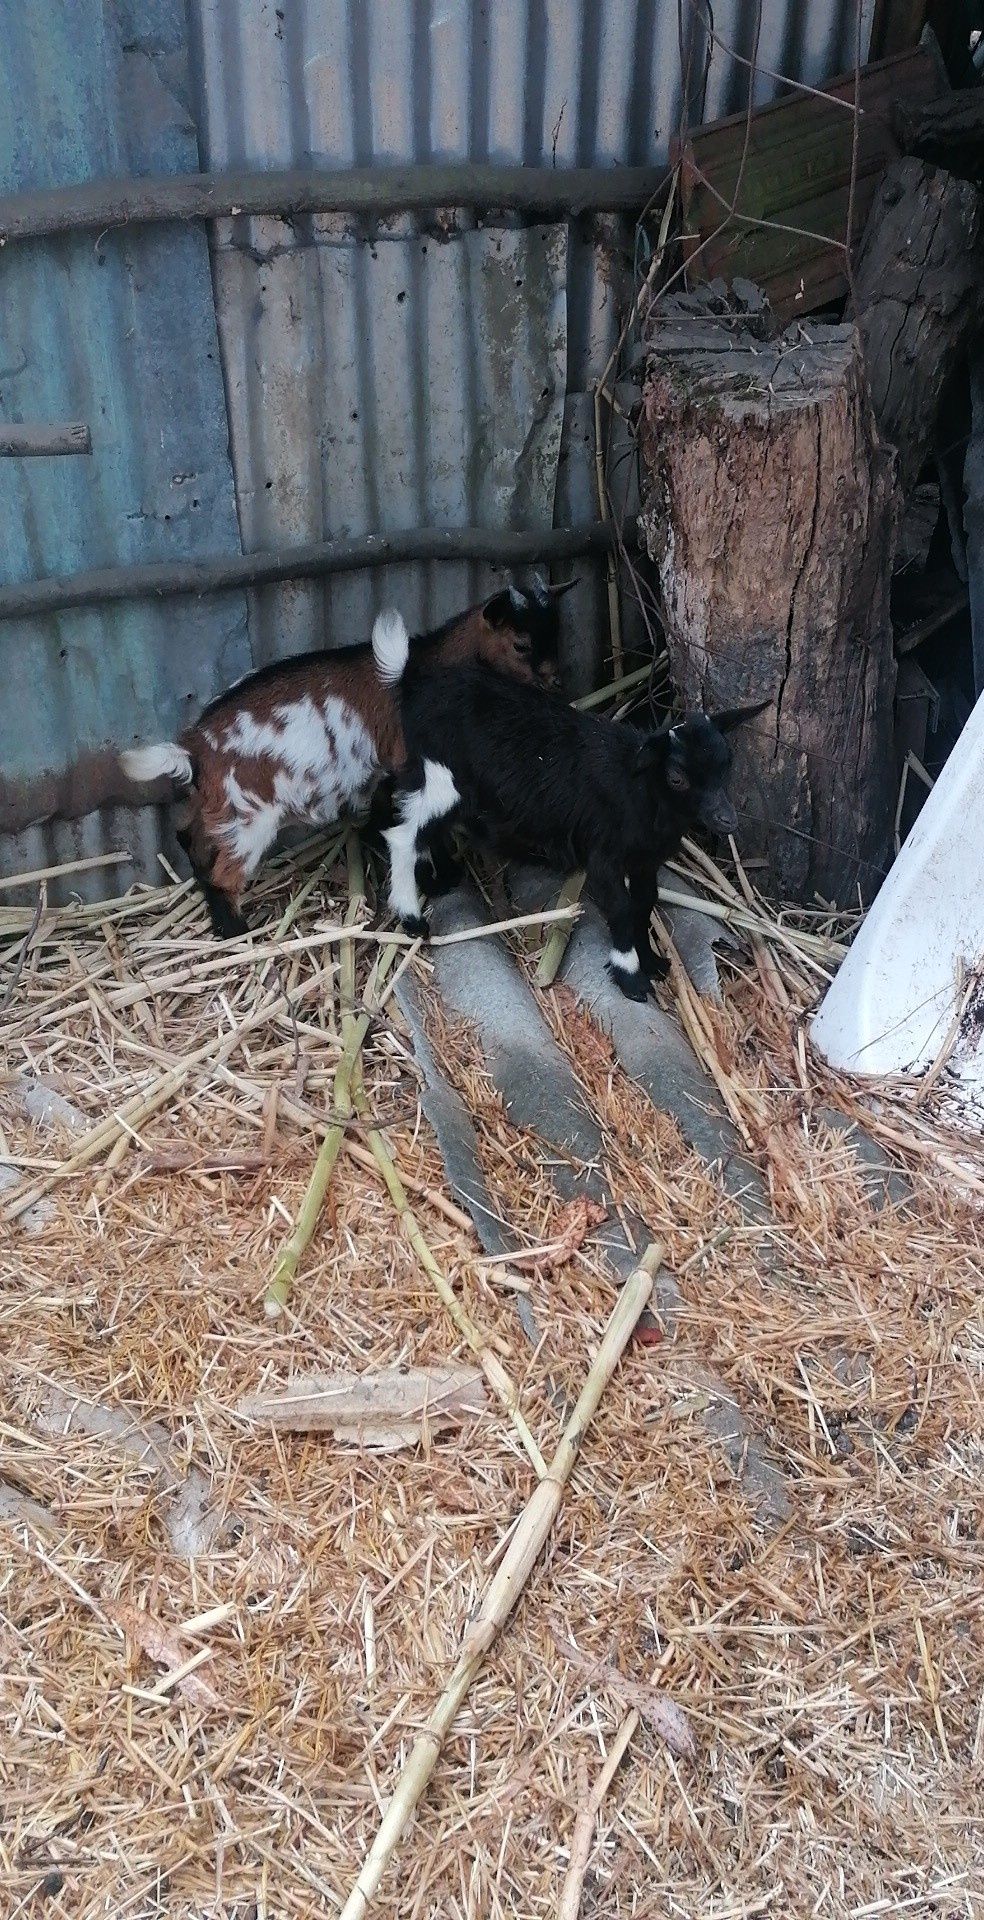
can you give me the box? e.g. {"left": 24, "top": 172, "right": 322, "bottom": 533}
{"left": 482, "top": 587, "right": 526, "bottom": 628}
{"left": 709, "top": 698, "right": 771, "bottom": 734}
{"left": 636, "top": 730, "right": 669, "bottom": 769}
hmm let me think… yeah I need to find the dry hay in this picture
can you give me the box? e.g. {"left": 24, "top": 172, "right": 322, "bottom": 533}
{"left": 0, "top": 839, "right": 981, "bottom": 1920}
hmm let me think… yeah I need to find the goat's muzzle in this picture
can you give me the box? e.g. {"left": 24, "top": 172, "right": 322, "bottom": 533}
{"left": 698, "top": 789, "right": 738, "bottom": 837}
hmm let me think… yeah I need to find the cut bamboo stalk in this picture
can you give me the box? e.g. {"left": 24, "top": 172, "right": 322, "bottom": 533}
{"left": 265, "top": 834, "right": 401, "bottom": 1318}
{"left": 571, "top": 665, "right": 651, "bottom": 712}
{"left": 338, "top": 1242, "right": 663, "bottom": 1920}
{"left": 0, "top": 850, "right": 130, "bottom": 893}
{"left": 534, "top": 873, "right": 585, "bottom": 988}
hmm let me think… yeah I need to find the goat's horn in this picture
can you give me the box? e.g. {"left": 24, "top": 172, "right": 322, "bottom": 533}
{"left": 709, "top": 699, "right": 771, "bottom": 735}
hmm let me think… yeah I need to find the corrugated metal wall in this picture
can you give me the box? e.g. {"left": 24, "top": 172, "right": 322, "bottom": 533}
{"left": 0, "top": 0, "right": 869, "bottom": 903}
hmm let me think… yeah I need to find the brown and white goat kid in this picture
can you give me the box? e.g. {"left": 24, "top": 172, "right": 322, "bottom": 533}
{"left": 121, "top": 583, "right": 567, "bottom": 937}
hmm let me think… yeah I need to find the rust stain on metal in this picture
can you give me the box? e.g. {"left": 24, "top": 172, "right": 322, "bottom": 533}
{"left": 0, "top": 749, "right": 150, "bottom": 838}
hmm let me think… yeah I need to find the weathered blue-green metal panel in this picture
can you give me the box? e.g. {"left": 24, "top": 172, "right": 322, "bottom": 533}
{"left": 0, "top": 0, "right": 249, "bottom": 884}
{"left": 0, "top": 0, "right": 873, "bottom": 901}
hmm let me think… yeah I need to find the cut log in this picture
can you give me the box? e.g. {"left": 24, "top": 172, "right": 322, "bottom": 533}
{"left": 639, "top": 299, "right": 898, "bottom": 905}
{"left": 852, "top": 157, "right": 984, "bottom": 496}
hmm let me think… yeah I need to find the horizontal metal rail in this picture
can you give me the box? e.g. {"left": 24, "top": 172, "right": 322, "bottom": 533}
{"left": 0, "top": 520, "right": 638, "bottom": 623}
{"left": 0, "top": 163, "right": 663, "bottom": 245}
{"left": 0, "top": 422, "right": 91, "bottom": 456}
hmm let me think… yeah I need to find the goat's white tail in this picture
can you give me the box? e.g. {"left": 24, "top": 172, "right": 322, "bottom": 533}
{"left": 371, "top": 607, "right": 410, "bottom": 687}
{"left": 120, "top": 742, "right": 194, "bottom": 786}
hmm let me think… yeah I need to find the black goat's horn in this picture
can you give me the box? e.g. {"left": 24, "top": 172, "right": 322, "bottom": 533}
{"left": 709, "top": 698, "right": 771, "bottom": 734}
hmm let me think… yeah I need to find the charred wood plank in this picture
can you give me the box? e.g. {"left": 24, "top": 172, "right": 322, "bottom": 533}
{"left": 894, "top": 86, "right": 984, "bottom": 185}
{"left": 853, "top": 157, "right": 984, "bottom": 495}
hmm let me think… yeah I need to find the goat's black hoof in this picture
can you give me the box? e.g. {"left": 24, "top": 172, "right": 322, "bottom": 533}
{"left": 211, "top": 907, "right": 249, "bottom": 939}
{"left": 608, "top": 962, "right": 650, "bottom": 1003}
{"left": 401, "top": 913, "right": 430, "bottom": 941}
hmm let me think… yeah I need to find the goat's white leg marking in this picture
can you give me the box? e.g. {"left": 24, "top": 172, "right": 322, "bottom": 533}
{"left": 386, "top": 760, "right": 460, "bottom": 923}
{"left": 385, "top": 821, "right": 424, "bottom": 922}
{"left": 221, "top": 772, "right": 284, "bottom": 879}
{"left": 609, "top": 945, "right": 641, "bottom": 975}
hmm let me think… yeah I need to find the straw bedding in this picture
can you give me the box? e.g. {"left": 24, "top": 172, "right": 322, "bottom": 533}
{"left": 0, "top": 836, "right": 981, "bottom": 1919}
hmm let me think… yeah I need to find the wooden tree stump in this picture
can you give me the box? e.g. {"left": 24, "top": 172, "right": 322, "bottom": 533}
{"left": 639, "top": 299, "right": 898, "bottom": 905}
{"left": 853, "top": 157, "right": 984, "bottom": 498}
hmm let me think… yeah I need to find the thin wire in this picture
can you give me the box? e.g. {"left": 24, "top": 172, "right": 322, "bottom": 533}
{"left": 692, "top": 0, "right": 871, "bottom": 117}
{"left": 668, "top": 0, "right": 870, "bottom": 288}
{"left": 737, "top": 812, "right": 891, "bottom": 881}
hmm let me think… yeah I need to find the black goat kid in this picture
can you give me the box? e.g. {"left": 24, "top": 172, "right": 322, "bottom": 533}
{"left": 381, "top": 642, "right": 759, "bottom": 999}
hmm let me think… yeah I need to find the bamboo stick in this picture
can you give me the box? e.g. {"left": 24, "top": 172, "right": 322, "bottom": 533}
{"left": 0, "top": 850, "right": 130, "bottom": 893}
{"left": 571, "top": 665, "right": 651, "bottom": 712}
{"left": 534, "top": 872, "right": 585, "bottom": 988}
{"left": 265, "top": 835, "right": 400, "bottom": 1318}
{"left": 338, "top": 1242, "right": 663, "bottom": 1920}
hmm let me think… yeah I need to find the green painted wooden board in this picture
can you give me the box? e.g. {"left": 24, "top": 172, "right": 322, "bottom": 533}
{"left": 675, "top": 46, "right": 945, "bottom": 318}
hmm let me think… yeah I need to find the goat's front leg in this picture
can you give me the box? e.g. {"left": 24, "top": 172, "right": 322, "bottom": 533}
{"left": 417, "top": 818, "right": 464, "bottom": 898}
{"left": 586, "top": 857, "right": 651, "bottom": 1002}
{"left": 628, "top": 864, "right": 669, "bottom": 981}
{"left": 384, "top": 757, "right": 461, "bottom": 939}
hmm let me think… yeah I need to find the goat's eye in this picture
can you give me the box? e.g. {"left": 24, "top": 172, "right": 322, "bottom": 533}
{"left": 513, "top": 638, "right": 532, "bottom": 656}
{"left": 666, "top": 762, "right": 689, "bottom": 792}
